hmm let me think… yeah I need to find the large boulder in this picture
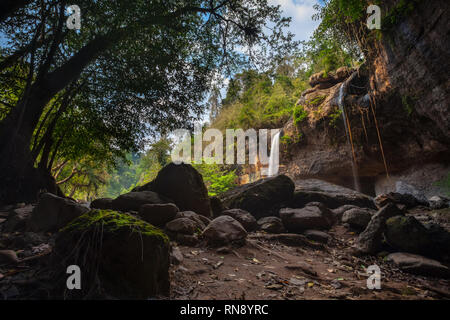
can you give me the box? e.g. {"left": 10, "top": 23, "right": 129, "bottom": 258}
{"left": 202, "top": 216, "right": 247, "bottom": 246}
{"left": 354, "top": 203, "right": 403, "bottom": 255}
{"left": 257, "top": 216, "right": 285, "bottom": 234}
{"left": 221, "top": 209, "right": 257, "bottom": 232}
{"left": 28, "top": 193, "right": 89, "bottom": 232}
{"left": 279, "top": 203, "right": 335, "bottom": 233}
{"left": 385, "top": 215, "right": 432, "bottom": 254}
{"left": 387, "top": 252, "right": 450, "bottom": 278}
{"left": 341, "top": 208, "right": 375, "bottom": 231}
{"left": 52, "top": 210, "right": 170, "bottom": 299}
{"left": 138, "top": 203, "right": 179, "bottom": 227}
{"left": 219, "top": 175, "right": 295, "bottom": 219}
{"left": 374, "top": 192, "right": 427, "bottom": 210}
{"left": 290, "top": 179, "right": 375, "bottom": 209}
{"left": 134, "top": 163, "right": 212, "bottom": 217}
{"left": 110, "top": 191, "right": 169, "bottom": 212}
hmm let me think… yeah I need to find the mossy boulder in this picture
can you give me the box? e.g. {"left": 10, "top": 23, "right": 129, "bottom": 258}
{"left": 52, "top": 209, "right": 170, "bottom": 299}
{"left": 385, "top": 215, "right": 432, "bottom": 254}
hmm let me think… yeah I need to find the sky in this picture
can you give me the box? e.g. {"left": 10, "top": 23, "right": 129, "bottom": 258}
{"left": 270, "top": 0, "right": 321, "bottom": 42}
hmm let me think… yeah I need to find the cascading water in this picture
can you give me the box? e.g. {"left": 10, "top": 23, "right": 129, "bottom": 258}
{"left": 268, "top": 130, "right": 280, "bottom": 177}
{"left": 338, "top": 81, "right": 361, "bottom": 192}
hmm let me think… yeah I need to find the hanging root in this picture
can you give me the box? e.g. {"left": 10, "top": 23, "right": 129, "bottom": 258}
{"left": 369, "top": 94, "right": 390, "bottom": 179}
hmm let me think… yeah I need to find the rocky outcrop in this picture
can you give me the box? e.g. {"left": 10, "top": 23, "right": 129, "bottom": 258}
{"left": 134, "top": 163, "right": 212, "bottom": 217}
{"left": 219, "top": 175, "right": 295, "bottom": 219}
{"left": 28, "top": 193, "right": 89, "bottom": 232}
{"left": 277, "top": 0, "right": 450, "bottom": 194}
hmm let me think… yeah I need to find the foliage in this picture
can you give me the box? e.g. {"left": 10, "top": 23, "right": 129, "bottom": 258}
{"left": 293, "top": 105, "right": 308, "bottom": 125}
{"left": 192, "top": 161, "right": 237, "bottom": 197}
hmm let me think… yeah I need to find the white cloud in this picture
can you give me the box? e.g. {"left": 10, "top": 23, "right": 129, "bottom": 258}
{"left": 270, "top": 0, "right": 321, "bottom": 42}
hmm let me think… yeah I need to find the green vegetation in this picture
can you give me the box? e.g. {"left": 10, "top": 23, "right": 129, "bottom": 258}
{"left": 401, "top": 95, "right": 416, "bottom": 117}
{"left": 192, "top": 162, "right": 237, "bottom": 197}
{"left": 62, "top": 209, "right": 169, "bottom": 242}
{"left": 293, "top": 105, "right": 308, "bottom": 125}
{"left": 435, "top": 173, "right": 450, "bottom": 197}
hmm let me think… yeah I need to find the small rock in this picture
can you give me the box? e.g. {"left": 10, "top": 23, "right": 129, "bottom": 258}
{"left": 303, "top": 230, "right": 330, "bottom": 244}
{"left": 428, "top": 196, "right": 449, "bottom": 210}
{"left": 90, "top": 198, "right": 114, "bottom": 210}
{"left": 279, "top": 203, "right": 335, "bottom": 232}
{"left": 257, "top": 216, "right": 285, "bottom": 234}
{"left": 0, "top": 250, "right": 19, "bottom": 264}
{"left": 387, "top": 252, "right": 450, "bottom": 278}
{"left": 202, "top": 216, "right": 247, "bottom": 246}
{"left": 165, "top": 217, "right": 203, "bottom": 235}
{"left": 175, "top": 211, "right": 211, "bottom": 227}
{"left": 170, "top": 246, "right": 184, "bottom": 265}
{"left": 221, "top": 209, "right": 257, "bottom": 232}
{"left": 341, "top": 208, "right": 374, "bottom": 231}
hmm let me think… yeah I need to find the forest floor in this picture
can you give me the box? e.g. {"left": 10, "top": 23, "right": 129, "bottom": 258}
{"left": 170, "top": 224, "right": 450, "bottom": 300}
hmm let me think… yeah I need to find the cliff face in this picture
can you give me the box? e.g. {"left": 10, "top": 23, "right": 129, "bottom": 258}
{"left": 279, "top": 0, "right": 450, "bottom": 195}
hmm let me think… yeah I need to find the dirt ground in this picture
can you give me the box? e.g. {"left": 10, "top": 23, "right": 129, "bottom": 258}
{"left": 170, "top": 225, "right": 450, "bottom": 300}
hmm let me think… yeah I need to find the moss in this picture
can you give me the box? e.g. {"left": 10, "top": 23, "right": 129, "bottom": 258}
{"left": 328, "top": 107, "right": 343, "bottom": 128}
{"left": 61, "top": 209, "right": 169, "bottom": 243}
{"left": 293, "top": 105, "right": 308, "bottom": 125}
{"left": 401, "top": 95, "right": 415, "bottom": 116}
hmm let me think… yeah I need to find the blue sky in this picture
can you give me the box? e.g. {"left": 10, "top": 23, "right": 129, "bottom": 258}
{"left": 271, "top": 0, "right": 321, "bottom": 42}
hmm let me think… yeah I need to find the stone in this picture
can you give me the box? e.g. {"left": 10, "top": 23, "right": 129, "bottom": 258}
{"left": 374, "top": 192, "right": 426, "bottom": 210}
{"left": 279, "top": 203, "right": 335, "bottom": 232}
{"left": 354, "top": 203, "right": 403, "bottom": 255}
{"left": 332, "top": 205, "right": 359, "bottom": 220}
{"left": 134, "top": 163, "right": 212, "bottom": 217}
{"left": 174, "top": 211, "right": 210, "bottom": 228}
{"left": 387, "top": 252, "right": 450, "bottom": 278}
{"left": 303, "top": 230, "right": 330, "bottom": 244}
{"left": 52, "top": 210, "right": 170, "bottom": 299}
{"left": 90, "top": 198, "right": 113, "bottom": 210}
{"left": 221, "top": 209, "right": 257, "bottom": 232}
{"left": 202, "top": 216, "right": 247, "bottom": 246}
{"left": 257, "top": 216, "right": 285, "bottom": 234}
{"left": 428, "top": 196, "right": 449, "bottom": 210}
{"left": 385, "top": 215, "right": 432, "bottom": 254}
{"left": 3, "top": 204, "right": 34, "bottom": 232}
{"left": 165, "top": 217, "right": 203, "bottom": 235}
{"left": 0, "top": 250, "right": 19, "bottom": 264}
{"left": 219, "top": 175, "right": 295, "bottom": 219}
{"left": 170, "top": 246, "right": 184, "bottom": 265}
{"left": 210, "top": 196, "right": 226, "bottom": 218}
{"left": 110, "top": 191, "right": 169, "bottom": 212}
{"left": 290, "top": 179, "right": 376, "bottom": 209}
{"left": 28, "top": 193, "right": 89, "bottom": 232}
{"left": 138, "top": 203, "right": 179, "bottom": 227}
{"left": 341, "top": 208, "right": 374, "bottom": 230}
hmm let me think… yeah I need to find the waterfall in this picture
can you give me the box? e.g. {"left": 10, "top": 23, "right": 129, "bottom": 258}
{"left": 268, "top": 131, "right": 280, "bottom": 177}
{"left": 338, "top": 82, "right": 361, "bottom": 192}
